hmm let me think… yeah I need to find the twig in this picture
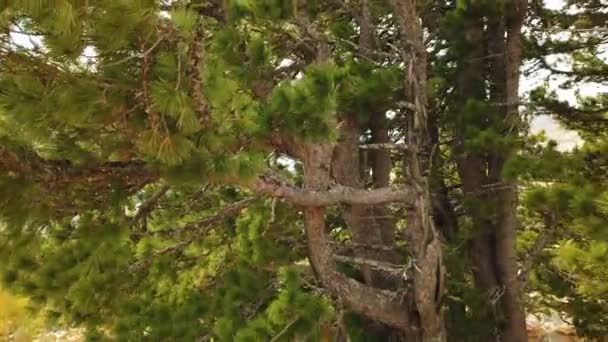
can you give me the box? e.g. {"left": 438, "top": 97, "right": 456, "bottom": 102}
{"left": 270, "top": 316, "right": 301, "bottom": 342}
{"left": 270, "top": 197, "right": 277, "bottom": 223}
{"left": 330, "top": 240, "right": 397, "bottom": 252}
{"left": 175, "top": 53, "right": 182, "bottom": 90}
{"left": 138, "top": 198, "right": 256, "bottom": 239}
{"left": 333, "top": 37, "right": 395, "bottom": 60}
{"left": 103, "top": 35, "right": 165, "bottom": 68}
{"left": 488, "top": 286, "right": 505, "bottom": 305}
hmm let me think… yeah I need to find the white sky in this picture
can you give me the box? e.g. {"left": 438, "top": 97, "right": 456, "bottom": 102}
{"left": 544, "top": 0, "right": 565, "bottom": 9}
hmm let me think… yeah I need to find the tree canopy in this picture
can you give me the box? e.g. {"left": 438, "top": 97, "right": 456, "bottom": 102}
{"left": 0, "top": 0, "right": 607, "bottom": 341}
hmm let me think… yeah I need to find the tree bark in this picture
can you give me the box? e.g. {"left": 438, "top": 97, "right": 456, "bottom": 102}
{"left": 300, "top": 142, "right": 414, "bottom": 331}
{"left": 493, "top": 1, "right": 529, "bottom": 341}
{"left": 369, "top": 114, "right": 400, "bottom": 254}
{"left": 449, "top": 2, "right": 529, "bottom": 340}
{"left": 257, "top": 0, "right": 448, "bottom": 338}
{"left": 331, "top": 117, "right": 400, "bottom": 287}
{"left": 359, "top": 0, "right": 398, "bottom": 261}
{"left": 390, "top": 0, "right": 447, "bottom": 340}
{"left": 276, "top": 1, "right": 418, "bottom": 335}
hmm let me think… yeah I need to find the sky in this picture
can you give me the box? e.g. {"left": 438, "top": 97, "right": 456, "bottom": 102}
{"left": 7, "top": 0, "right": 605, "bottom": 151}
{"left": 544, "top": 0, "right": 565, "bottom": 9}
{"left": 524, "top": 0, "right": 608, "bottom": 150}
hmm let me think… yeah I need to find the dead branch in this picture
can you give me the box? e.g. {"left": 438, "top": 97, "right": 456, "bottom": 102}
{"left": 252, "top": 173, "right": 414, "bottom": 206}
{"left": 334, "top": 255, "right": 404, "bottom": 275}
{"left": 360, "top": 143, "right": 408, "bottom": 151}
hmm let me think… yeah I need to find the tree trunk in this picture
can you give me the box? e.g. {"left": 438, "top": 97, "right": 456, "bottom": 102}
{"left": 445, "top": 2, "right": 529, "bottom": 340}
{"left": 332, "top": 116, "right": 399, "bottom": 286}
{"left": 452, "top": 1, "right": 529, "bottom": 340}
{"left": 360, "top": 0, "right": 399, "bottom": 270}
{"left": 493, "top": 2, "right": 529, "bottom": 341}
{"left": 390, "top": 0, "right": 447, "bottom": 340}
{"left": 370, "top": 114, "right": 401, "bottom": 253}
{"left": 283, "top": 0, "right": 447, "bottom": 339}
{"left": 300, "top": 142, "right": 414, "bottom": 330}
{"left": 451, "top": 1, "right": 503, "bottom": 315}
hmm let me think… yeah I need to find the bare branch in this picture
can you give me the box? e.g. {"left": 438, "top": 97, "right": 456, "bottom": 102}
{"left": 272, "top": 61, "right": 305, "bottom": 77}
{"left": 334, "top": 255, "right": 404, "bottom": 275}
{"left": 360, "top": 143, "right": 408, "bottom": 151}
{"left": 103, "top": 35, "right": 165, "bottom": 68}
{"left": 270, "top": 316, "right": 301, "bottom": 342}
{"left": 330, "top": 240, "right": 398, "bottom": 252}
{"left": 252, "top": 173, "right": 413, "bottom": 206}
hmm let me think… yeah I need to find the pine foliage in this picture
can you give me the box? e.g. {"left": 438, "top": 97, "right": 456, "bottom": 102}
{"left": 0, "top": 0, "right": 607, "bottom": 340}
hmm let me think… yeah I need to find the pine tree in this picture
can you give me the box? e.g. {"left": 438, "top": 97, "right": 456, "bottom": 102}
{"left": 0, "top": 0, "right": 606, "bottom": 341}
{"left": 516, "top": 0, "right": 608, "bottom": 337}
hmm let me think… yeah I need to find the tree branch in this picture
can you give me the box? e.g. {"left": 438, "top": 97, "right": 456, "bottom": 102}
{"left": 177, "top": 198, "right": 256, "bottom": 236}
{"left": 1, "top": 144, "right": 157, "bottom": 215}
{"left": 333, "top": 255, "right": 404, "bottom": 275}
{"left": 520, "top": 212, "right": 558, "bottom": 284}
{"left": 251, "top": 173, "right": 413, "bottom": 206}
{"left": 360, "top": 143, "right": 408, "bottom": 151}
{"left": 129, "top": 198, "right": 255, "bottom": 271}
{"left": 270, "top": 316, "right": 301, "bottom": 342}
{"left": 103, "top": 35, "right": 165, "bottom": 68}
{"left": 133, "top": 198, "right": 256, "bottom": 239}
{"left": 130, "top": 184, "right": 170, "bottom": 225}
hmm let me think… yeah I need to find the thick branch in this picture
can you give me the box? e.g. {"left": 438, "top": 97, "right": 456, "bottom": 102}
{"left": 304, "top": 206, "right": 411, "bottom": 330}
{"left": 1, "top": 144, "right": 157, "bottom": 215}
{"left": 333, "top": 255, "right": 404, "bottom": 275}
{"left": 252, "top": 175, "right": 413, "bottom": 206}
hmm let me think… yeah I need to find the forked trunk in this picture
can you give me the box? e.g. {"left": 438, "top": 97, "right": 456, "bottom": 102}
{"left": 291, "top": 0, "right": 447, "bottom": 339}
